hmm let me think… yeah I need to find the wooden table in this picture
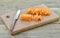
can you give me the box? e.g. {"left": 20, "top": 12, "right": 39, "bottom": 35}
{"left": 0, "top": 0, "right": 60, "bottom": 38}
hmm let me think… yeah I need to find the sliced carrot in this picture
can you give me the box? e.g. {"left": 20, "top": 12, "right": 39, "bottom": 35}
{"left": 27, "top": 8, "right": 35, "bottom": 15}
{"left": 33, "top": 8, "right": 40, "bottom": 15}
{"left": 40, "top": 8, "right": 51, "bottom": 16}
{"left": 20, "top": 8, "right": 51, "bottom": 21}
{"left": 33, "top": 15, "right": 42, "bottom": 21}
{"left": 20, "top": 14, "right": 32, "bottom": 21}
{"left": 27, "top": 8, "right": 51, "bottom": 16}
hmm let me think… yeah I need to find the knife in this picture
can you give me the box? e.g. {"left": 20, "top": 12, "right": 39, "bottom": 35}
{"left": 10, "top": 10, "right": 20, "bottom": 32}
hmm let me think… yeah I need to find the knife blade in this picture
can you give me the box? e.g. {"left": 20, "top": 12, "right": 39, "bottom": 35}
{"left": 10, "top": 10, "right": 20, "bottom": 32}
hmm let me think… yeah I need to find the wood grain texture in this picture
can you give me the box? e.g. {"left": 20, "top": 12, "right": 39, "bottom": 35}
{"left": 0, "top": 0, "right": 60, "bottom": 38}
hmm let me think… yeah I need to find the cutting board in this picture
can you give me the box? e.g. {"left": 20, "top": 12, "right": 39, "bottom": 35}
{"left": 1, "top": 4, "right": 59, "bottom": 35}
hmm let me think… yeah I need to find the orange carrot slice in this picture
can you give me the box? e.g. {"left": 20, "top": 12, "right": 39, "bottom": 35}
{"left": 33, "top": 15, "right": 42, "bottom": 21}
{"left": 20, "top": 14, "right": 32, "bottom": 21}
{"left": 27, "top": 8, "right": 35, "bottom": 15}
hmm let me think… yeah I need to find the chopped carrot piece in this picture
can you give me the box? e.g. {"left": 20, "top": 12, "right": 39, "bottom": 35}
{"left": 20, "top": 14, "right": 32, "bottom": 21}
{"left": 33, "top": 15, "right": 42, "bottom": 21}
{"left": 33, "top": 8, "right": 40, "bottom": 15}
{"left": 27, "top": 8, "right": 35, "bottom": 15}
{"left": 40, "top": 8, "right": 51, "bottom": 16}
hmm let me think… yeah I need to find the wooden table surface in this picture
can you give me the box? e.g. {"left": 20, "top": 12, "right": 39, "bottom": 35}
{"left": 0, "top": 0, "right": 60, "bottom": 38}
